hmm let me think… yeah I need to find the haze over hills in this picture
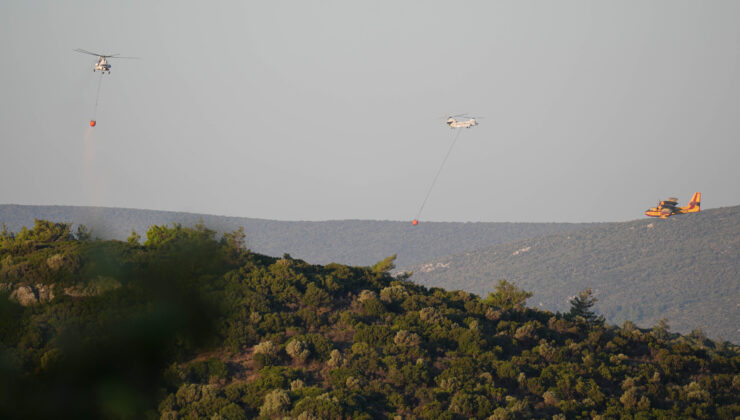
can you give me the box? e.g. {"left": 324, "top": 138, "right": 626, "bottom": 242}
{"left": 408, "top": 205, "right": 740, "bottom": 342}
{"left": 0, "top": 204, "right": 593, "bottom": 269}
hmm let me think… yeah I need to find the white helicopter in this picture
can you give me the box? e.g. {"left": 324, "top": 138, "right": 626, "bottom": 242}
{"left": 445, "top": 114, "right": 479, "bottom": 129}
{"left": 74, "top": 49, "right": 137, "bottom": 74}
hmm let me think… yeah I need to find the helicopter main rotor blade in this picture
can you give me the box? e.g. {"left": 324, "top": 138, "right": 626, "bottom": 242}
{"left": 110, "top": 56, "right": 139, "bottom": 59}
{"left": 74, "top": 48, "right": 106, "bottom": 57}
{"left": 436, "top": 114, "right": 468, "bottom": 119}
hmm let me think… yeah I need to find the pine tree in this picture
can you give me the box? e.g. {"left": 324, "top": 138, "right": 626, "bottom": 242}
{"left": 568, "top": 288, "right": 604, "bottom": 326}
{"left": 485, "top": 279, "right": 533, "bottom": 310}
{"left": 371, "top": 254, "right": 397, "bottom": 273}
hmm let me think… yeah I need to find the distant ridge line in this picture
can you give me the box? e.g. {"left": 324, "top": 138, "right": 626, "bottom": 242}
{"left": 0, "top": 204, "right": 595, "bottom": 269}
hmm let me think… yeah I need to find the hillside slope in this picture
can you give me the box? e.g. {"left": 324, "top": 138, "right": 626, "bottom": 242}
{"left": 0, "top": 204, "right": 593, "bottom": 269}
{"left": 409, "top": 206, "right": 740, "bottom": 342}
{"left": 1, "top": 221, "right": 738, "bottom": 419}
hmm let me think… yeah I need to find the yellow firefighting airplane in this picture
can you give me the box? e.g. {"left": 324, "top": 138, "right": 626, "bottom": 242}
{"left": 645, "top": 192, "right": 701, "bottom": 218}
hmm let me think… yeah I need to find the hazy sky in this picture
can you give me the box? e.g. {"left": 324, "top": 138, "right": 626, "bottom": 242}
{"left": 1, "top": 1, "right": 739, "bottom": 222}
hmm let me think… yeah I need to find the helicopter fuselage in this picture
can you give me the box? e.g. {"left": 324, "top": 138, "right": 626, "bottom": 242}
{"left": 94, "top": 58, "right": 111, "bottom": 73}
{"left": 446, "top": 118, "right": 478, "bottom": 129}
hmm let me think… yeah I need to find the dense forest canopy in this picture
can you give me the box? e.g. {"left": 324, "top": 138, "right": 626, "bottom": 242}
{"left": 1, "top": 220, "right": 738, "bottom": 419}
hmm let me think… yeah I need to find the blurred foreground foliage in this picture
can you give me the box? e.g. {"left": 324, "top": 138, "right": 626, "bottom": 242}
{"left": 0, "top": 220, "right": 739, "bottom": 419}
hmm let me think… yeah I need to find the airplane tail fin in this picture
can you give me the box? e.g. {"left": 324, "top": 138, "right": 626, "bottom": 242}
{"left": 685, "top": 192, "right": 701, "bottom": 212}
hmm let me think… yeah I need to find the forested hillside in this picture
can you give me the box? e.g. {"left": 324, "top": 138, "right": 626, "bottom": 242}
{"left": 0, "top": 204, "right": 593, "bottom": 268}
{"left": 409, "top": 206, "right": 740, "bottom": 343}
{"left": 1, "top": 221, "right": 738, "bottom": 419}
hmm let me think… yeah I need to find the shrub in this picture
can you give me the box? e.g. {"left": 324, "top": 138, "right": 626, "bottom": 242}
{"left": 357, "top": 289, "right": 377, "bottom": 303}
{"left": 514, "top": 323, "right": 536, "bottom": 341}
{"left": 327, "top": 349, "right": 344, "bottom": 369}
{"left": 380, "top": 285, "right": 408, "bottom": 303}
{"left": 361, "top": 298, "right": 386, "bottom": 317}
{"left": 46, "top": 254, "right": 65, "bottom": 270}
{"left": 345, "top": 376, "right": 362, "bottom": 390}
{"left": 259, "top": 389, "right": 290, "bottom": 416}
{"left": 485, "top": 307, "right": 504, "bottom": 321}
{"left": 292, "top": 393, "right": 343, "bottom": 419}
{"left": 419, "top": 307, "right": 444, "bottom": 324}
{"left": 207, "top": 358, "right": 228, "bottom": 380}
{"left": 488, "top": 407, "right": 513, "bottom": 420}
{"left": 394, "top": 330, "right": 421, "bottom": 347}
{"left": 219, "top": 402, "right": 247, "bottom": 420}
{"left": 293, "top": 334, "right": 333, "bottom": 361}
{"left": 254, "top": 340, "right": 280, "bottom": 366}
{"left": 286, "top": 339, "right": 311, "bottom": 363}
{"left": 683, "top": 381, "right": 710, "bottom": 402}
{"left": 254, "top": 340, "right": 279, "bottom": 357}
{"left": 619, "top": 387, "right": 638, "bottom": 409}
{"left": 543, "top": 390, "right": 559, "bottom": 407}
{"left": 176, "top": 384, "right": 202, "bottom": 407}
{"left": 304, "top": 283, "right": 331, "bottom": 308}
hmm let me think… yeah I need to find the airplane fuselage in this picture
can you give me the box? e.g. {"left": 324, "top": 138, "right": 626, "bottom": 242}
{"left": 645, "top": 193, "right": 701, "bottom": 218}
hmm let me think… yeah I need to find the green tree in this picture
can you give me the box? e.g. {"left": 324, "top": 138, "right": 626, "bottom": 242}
{"left": 304, "top": 283, "right": 331, "bottom": 308}
{"left": 75, "top": 224, "right": 92, "bottom": 241}
{"left": 652, "top": 318, "right": 671, "bottom": 340}
{"left": 221, "top": 227, "right": 247, "bottom": 252}
{"left": 144, "top": 220, "right": 216, "bottom": 247}
{"left": 0, "top": 223, "right": 13, "bottom": 247}
{"left": 567, "top": 288, "right": 604, "bottom": 326}
{"left": 16, "top": 219, "right": 73, "bottom": 242}
{"left": 371, "top": 255, "right": 396, "bottom": 273}
{"left": 260, "top": 389, "right": 290, "bottom": 416}
{"left": 484, "top": 279, "right": 533, "bottom": 310}
{"left": 127, "top": 229, "right": 141, "bottom": 245}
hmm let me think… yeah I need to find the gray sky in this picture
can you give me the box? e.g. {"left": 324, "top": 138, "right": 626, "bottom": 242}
{"left": 1, "top": 1, "right": 739, "bottom": 222}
